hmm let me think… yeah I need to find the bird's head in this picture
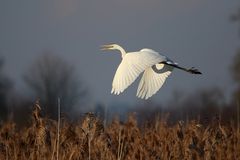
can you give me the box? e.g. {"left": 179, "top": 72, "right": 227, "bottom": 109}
{"left": 100, "top": 44, "right": 120, "bottom": 51}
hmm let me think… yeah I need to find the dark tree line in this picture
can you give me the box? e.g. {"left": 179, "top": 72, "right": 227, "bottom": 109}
{"left": 24, "top": 53, "right": 88, "bottom": 119}
{"left": 230, "top": 8, "right": 240, "bottom": 104}
{"left": 0, "top": 58, "right": 12, "bottom": 121}
{"left": 0, "top": 52, "right": 88, "bottom": 123}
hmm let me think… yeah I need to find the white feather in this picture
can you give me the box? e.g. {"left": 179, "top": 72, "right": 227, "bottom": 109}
{"left": 137, "top": 64, "right": 173, "bottom": 99}
{"left": 111, "top": 49, "right": 164, "bottom": 95}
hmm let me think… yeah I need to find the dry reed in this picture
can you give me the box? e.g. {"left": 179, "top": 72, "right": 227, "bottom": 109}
{"left": 0, "top": 101, "right": 239, "bottom": 160}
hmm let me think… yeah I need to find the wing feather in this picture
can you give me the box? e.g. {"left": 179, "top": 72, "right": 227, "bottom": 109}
{"left": 111, "top": 50, "right": 163, "bottom": 95}
{"left": 137, "top": 64, "right": 173, "bottom": 99}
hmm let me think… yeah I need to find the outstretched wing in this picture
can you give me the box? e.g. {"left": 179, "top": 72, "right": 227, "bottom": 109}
{"left": 137, "top": 64, "right": 173, "bottom": 99}
{"left": 111, "top": 50, "right": 164, "bottom": 95}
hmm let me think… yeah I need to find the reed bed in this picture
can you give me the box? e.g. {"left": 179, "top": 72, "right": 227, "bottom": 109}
{"left": 0, "top": 101, "right": 239, "bottom": 160}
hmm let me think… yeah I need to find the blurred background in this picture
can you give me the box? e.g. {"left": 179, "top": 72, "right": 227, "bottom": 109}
{"left": 0, "top": 0, "right": 240, "bottom": 125}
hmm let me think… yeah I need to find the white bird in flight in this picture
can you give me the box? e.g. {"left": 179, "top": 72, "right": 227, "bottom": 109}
{"left": 101, "top": 43, "right": 201, "bottom": 99}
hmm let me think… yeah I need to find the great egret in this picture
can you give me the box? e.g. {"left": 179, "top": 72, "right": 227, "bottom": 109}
{"left": 101, "top": 44, "right": 201, "bottom": 99}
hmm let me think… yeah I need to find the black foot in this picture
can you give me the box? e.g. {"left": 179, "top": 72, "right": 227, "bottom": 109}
{"left": 188, "top": 67, "right": 202, "bottom": 74}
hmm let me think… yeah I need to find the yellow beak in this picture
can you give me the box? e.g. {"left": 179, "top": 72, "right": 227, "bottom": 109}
{"left": 100, "top": 44, "right": 113, "bottom": 50}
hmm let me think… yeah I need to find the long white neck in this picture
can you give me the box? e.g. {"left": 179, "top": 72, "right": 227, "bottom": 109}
{"left": 115, "top": 45, "right": 126, "bottom": 58}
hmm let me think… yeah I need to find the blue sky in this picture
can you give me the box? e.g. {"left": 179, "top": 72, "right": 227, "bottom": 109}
{"left": 0, "top": 0, "right": 239, "bottom": 106}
